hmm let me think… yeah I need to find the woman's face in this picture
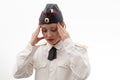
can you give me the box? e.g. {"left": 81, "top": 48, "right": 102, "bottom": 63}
{"left": 41, "top": 23, "right": 61, "bottom": 45}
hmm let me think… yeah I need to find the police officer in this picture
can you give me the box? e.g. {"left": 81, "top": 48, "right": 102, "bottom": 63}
{"left": 13, "top": 3, "right": 90, "bottom": 80}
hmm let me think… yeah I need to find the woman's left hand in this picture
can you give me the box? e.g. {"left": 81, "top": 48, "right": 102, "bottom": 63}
{"left": 57, "top": 23, "right": 70, "bottom": 40}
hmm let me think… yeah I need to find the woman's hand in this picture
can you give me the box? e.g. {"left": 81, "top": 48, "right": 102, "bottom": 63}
{"left": 57, "top": 23, "right": 70, "bottom": 40}
{"left": 29, "top": 25, "right": 44, "bottom": 46}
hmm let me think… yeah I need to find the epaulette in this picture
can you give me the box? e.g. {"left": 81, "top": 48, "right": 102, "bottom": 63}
{"left": 74, "top": 43, "right": 88, "bottom": 49}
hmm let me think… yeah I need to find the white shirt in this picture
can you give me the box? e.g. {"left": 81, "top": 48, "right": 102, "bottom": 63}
{"left": 13, "top": 38, "right": 90, "bottom": 80}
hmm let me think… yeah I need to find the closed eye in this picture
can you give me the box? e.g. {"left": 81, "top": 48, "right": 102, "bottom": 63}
{"left": 42, "top": 28, "right": 47, "bottom": 32}
{"left": 50, "top": 28, "right": 57, "bottom": 32}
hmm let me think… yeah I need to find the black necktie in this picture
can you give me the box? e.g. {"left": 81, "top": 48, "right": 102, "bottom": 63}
{"left": 48, "top": 47, "right": 57, "bottom": 61}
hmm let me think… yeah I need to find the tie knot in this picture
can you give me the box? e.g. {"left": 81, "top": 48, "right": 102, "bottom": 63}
{"left": 48, "top": 47, "right": 57, "bottom": 61}
{"left": 51, "top": 47, "right": 56, "bottom": 50}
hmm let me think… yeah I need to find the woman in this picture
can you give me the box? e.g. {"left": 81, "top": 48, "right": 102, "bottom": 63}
{"left": 13, "top": 3, "right": 90, "bottom": 80}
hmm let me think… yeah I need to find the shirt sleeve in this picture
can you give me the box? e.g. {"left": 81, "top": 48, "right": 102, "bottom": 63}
{"left": 13, "top": 43, "right": 38, "bottom": 79}
{"left": 62, "top": 38, "right": 90, "bottom": 80}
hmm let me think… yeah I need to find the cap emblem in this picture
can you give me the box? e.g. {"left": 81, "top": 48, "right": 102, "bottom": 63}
{"left": 44, "top": 18, "right": 49, "bottom": 23}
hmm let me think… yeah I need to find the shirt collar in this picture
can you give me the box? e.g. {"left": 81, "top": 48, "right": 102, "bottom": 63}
{"left": 46, "top": 40, "right": 63, "bottom": 50}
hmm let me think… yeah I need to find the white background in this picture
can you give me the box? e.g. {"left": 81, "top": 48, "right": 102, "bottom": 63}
{"left": 0, "top": 0, "right": 120, "bottom": 80}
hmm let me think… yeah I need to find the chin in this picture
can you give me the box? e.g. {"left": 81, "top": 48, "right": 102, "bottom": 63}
{"left": 47, "top": 41, "right": 55, "bottom": 45}
{"left": 53, "top": 40, "right": 61, "bottom": 45}
{"left": 48, "top": 40, "right": 60, "bottom": 45}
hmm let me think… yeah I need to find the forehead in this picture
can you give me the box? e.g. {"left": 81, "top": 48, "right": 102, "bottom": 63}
{"left": 41, "top": 23, "right": 57, "bottom": 28}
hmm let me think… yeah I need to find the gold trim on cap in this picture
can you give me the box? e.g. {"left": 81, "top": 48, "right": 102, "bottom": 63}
{"left": 44, "top": 18, "right": 49, "bottom": 23}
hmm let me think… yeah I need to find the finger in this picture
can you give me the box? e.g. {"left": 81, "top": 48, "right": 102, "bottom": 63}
{"left": 33, "top": 25, "right": 41, "bottom": 37}
{"left": 57, "top": 23, "right": 67, "bottom": 40}
{"left": 57, "top": 23, "right": 64, "bottom": 36}
{"left": 57, "top": 23, "right": 64, "bottom": 32}
{"left": 57, "top": 23, "right": 70, "bottom": 40}
{"left": 38, "top": 36, "right": 44, "bottom": 41}
{"left": 57, "top": 23, "right": 67, "bottom": 36}
{"left": 36, "top": 25, "right": 41, "bottom": 33}
{"left": 58, "top": 23, "right": 66, "bottom": 33}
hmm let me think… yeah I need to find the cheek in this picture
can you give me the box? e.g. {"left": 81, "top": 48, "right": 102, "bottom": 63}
{"left": 57, "top": 31, "right": 61, "bottom": 36}
{"left": 55, "top": 32, "right": 61, "bottom": 38}
{"left": 42, "top": 32, "right": 46, "bottom": 37}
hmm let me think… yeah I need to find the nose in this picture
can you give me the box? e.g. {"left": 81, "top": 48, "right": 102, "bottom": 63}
{"left": 46, "top": 31, "right": 52, "bottom": 38}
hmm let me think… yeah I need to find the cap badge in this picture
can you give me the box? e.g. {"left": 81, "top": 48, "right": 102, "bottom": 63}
{"left": 44, "top": 18, "right": 49, "bottom": 23}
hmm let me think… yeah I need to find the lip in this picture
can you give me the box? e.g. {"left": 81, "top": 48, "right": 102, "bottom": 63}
{"left": 47, "top": 39, "right": 54, "bottom": 42}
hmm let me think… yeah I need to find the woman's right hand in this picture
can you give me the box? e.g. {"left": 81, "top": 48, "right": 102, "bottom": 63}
{"left": 29, "top": 25, "right": 44, "bottom": 46}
